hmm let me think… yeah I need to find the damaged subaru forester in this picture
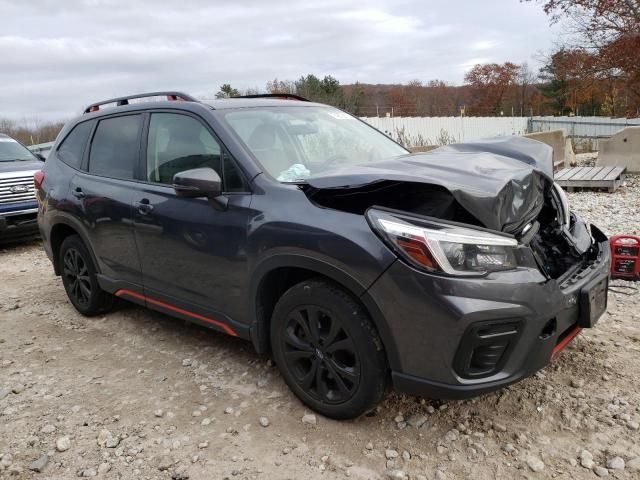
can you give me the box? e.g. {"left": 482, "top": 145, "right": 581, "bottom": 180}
{"left": 37, "top": 92, "right": 609, "bottom": 419}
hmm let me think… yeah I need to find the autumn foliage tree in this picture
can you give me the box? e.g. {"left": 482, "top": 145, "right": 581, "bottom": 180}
{"left": 538, "top": 48, "right": 602, "bottom": 115}
{"left": 529, "top": 0, "right": 640, "bottom": 115}
{"left": 464, "top": 62, "right": 520, "bottom": 115}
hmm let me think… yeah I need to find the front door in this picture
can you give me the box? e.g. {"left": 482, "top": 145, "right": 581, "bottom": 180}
{"left": 132, "top": 112, "right": 253, "bottom": 333}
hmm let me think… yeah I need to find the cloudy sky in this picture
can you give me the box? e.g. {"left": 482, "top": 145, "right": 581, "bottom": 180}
{"left": 1, "top": 0, "right": 561, "bottom": 122}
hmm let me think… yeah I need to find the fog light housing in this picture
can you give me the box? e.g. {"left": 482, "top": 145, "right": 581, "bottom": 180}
{"left": 454, "top": 320, "right": 521, "bottom": 378}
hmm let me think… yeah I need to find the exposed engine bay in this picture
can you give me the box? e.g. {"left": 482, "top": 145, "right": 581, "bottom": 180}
{"left": 301, "top": 137, "right": 605, "bottom": 280}
{"left": 528, "top": 184, "right": 605, "bottom": 279}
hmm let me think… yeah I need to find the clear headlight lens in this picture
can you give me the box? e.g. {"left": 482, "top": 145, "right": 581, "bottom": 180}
{"left": 553, "top": 182, "right": 571, "bottom": 228}
{"left": 367, "top": 209, "right": 521, "bottom": 276}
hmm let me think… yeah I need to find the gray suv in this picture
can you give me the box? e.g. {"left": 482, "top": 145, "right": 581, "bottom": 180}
{"left": 36, "top": 92, "right": 609, "bottom": 419}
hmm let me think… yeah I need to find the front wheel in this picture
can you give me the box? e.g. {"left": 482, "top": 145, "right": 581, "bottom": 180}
{"left": 59, "top": 235, "right": 113, "bottom": 316}
{"left": 270, "top": 279, "right": 388, "bottom": 419}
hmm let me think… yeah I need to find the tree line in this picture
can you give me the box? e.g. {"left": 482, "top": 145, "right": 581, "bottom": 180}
{"left": 2, "top": 0, "right": 637, "bottom": 146}
{"left": 0, "top": 118, "right": 65, "bottom": 147}
{"left": 217, "top": 0, "right": 639, "bottom": 118}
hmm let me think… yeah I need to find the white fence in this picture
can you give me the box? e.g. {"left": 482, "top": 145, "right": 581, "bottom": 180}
{"left": 360, "top": 116, "right": 529, "bottom": 147}
{"left": 29, "top": 115, "right": 640, "bottom": 155}
{"left": 361, "top": 115, "right": 640, "bottom": 149}
{"left": 28, "top": 141, "right": 54, "bottom": 158}
{"left": 528, "top": 116, "right": 640, "bottom": 150}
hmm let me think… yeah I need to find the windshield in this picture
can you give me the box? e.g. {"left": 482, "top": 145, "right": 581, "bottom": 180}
{"left": 0, "top": 137, "right": 38, "bottom": 162}
{"left": 214, "top": 106, "right": 408, "bottom": 182}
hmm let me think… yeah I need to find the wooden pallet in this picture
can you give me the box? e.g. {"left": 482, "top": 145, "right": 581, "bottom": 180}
{"left": 555, "top": 166, "right": 627, "bottom": 192}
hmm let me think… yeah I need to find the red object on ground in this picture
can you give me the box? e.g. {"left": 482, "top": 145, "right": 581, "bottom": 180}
{"left": 609, "top": 235, "right": 640, "bottom": 280}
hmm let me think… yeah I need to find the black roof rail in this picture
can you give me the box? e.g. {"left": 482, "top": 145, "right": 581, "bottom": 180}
{"left": 236, "top": 93, "right": 310, "bottom": 102}
{"left": 83, "top": 91, "right": 198, "bottom": 114}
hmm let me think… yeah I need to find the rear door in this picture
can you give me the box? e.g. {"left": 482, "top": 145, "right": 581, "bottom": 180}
{"left": 131, "top": 111, "right": 253, "bottom": 333}
{"left": 69, "top": 114, "right": 144, "bottom": 287}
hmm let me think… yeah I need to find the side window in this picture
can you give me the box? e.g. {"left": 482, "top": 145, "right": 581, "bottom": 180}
{"left": 57, "top": 121, "right": 93, "bottom": 169}
{"left": 146, "top": 113, "right": 245, "bottom": 191}
{"left": 89, "top": 115, "right": 142, "bottom": 180}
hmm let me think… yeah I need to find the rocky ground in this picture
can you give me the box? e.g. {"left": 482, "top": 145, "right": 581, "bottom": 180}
{"left": 1, "top": 160, "right": 639, "bottom": 479}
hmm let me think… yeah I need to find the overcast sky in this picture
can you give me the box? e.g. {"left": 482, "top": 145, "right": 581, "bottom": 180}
{"left": 0, "top": 0, "right": 561, "bottom": 123}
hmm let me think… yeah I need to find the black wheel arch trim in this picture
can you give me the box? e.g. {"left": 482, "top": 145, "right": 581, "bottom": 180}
{"left": 48, "top": 214, "right": 100, "bottom": 277}
{"left": 248, "top": 254, "right": 401, "bottom": 371}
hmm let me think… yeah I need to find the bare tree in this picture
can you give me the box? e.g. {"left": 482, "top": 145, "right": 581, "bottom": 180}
{"left": 517, "top": 63, "right": 537, "bottom": 116}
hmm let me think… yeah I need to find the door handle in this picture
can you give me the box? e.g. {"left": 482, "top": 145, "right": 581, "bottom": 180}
{"left": 135, "top": 199, "right": 154, "bottom": 215}
{"left": 72, "top": 187, "right": 85, "bottom": 199}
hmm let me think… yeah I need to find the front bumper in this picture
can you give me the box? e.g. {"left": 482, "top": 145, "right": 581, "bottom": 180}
{"left": 0, "top": 204, "right": 39, "bottom": 242}
{"left": 368, "top": 227, "right": 610, "bottom": 400}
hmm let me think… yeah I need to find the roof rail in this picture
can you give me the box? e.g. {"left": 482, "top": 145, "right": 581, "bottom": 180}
{"left": 83, "top": 91, "right": 198, "bottom": 114}
{"left": 236, "top": 93, "right": 310, "bottom": 102}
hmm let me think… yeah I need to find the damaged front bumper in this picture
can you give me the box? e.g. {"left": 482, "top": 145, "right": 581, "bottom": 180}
{"left": 367, "top": 225, "right": 610, "bottom": 400}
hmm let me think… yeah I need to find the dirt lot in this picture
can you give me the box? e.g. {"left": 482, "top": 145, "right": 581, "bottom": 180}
{"left": 1, "top": 176, "right": 640, "bottom": 480}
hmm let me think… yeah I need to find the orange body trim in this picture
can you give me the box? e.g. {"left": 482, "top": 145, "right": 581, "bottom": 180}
{"left": 115, "top": 289, "right": 237, "bottom": 337}
{"left": 551, "top": 325, "right": 582, "bottom": 359}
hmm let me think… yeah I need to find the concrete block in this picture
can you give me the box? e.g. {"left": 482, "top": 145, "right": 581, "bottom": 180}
{"left": 597, "top": 126, "right": 640, "bottom": 173}
{"left": 523, "top": 129, "right": 569, "bottom": 168}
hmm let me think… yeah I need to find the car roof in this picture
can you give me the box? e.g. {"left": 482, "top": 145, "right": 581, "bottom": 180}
{"left": 204, "top": 98, "right": 327, "bottom": 110}
{"left": 68, "top": 94, "right": 334, "bottom": 138}
{"left": 79, "top": 91, "right": 331, "bottom": 120}
{"left": 83, "top": 98, "right": 328, "bottom": 117}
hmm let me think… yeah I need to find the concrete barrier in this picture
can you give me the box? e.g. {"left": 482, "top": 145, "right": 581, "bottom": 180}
{"left": 597, "top": 126, "right": 640, "bottom": 173}
{"left": 523, "top": 129, "right": 575, "bottom": 170}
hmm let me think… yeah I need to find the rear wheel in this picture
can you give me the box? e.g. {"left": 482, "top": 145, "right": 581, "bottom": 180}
{"left": 271, "top": 278, "right": 387, "bottom": 419}
{"left": 59, "top": 235, "right": 113, "bottom": 316}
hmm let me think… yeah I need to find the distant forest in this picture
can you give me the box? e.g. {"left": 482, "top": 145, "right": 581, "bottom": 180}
{"left": 224, "top": 0, "right": 640, "bottom": 119}
{"left": 3, "top": 0, "right": 638, "bottom": 146}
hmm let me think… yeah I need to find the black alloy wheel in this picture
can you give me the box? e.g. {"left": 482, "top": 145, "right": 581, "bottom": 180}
{"left": 62, "top": 247, "right": 92, "bottom": 306}
{"left": 59, "top": 235, "right": 113, "bottom": 316}
{"left": 271, "top": 279, "right": 388, "bottom": 419}
{"left": 282, "top": 305, "right": 360, "bottom": 404}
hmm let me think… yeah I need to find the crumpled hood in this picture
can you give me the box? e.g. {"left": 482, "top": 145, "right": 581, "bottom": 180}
{"left": 306, "top": 136, "right": 554, "bottom": 233}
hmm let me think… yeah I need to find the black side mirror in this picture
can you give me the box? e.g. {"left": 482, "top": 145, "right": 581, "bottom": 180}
{"left": 173, "top": 168, "right": 222, "bottom": 199}
{"left": 34, "top": 153, "right": 46, "bottom": 161}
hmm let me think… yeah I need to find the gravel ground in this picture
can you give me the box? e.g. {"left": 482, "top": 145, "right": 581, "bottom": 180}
{"left": 568, "top": 154, "right": 640, "bottom": 237}
{"left": 1, "top": 156, "right": 640, "bottom": 479}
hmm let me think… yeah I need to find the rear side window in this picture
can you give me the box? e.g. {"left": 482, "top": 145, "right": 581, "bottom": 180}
{"left": 89, "top": 115, "right": 142, "bottom": 180}
{"left": 57, "top": 121, "right": 93, "bottom": 169}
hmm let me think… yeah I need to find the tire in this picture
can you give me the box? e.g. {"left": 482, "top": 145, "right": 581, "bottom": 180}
{"left": 270, "top": 278, "right": 388, "bottom": 419}
{"left": 59, "top": 235, "right": 113, "bottom": 316}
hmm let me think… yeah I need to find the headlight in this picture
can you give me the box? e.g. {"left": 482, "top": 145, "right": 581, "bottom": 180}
{"left": 367, "top": 208, "right": 522, "bottom": 276}
{"left": 553, "top": 182, "right": 570, "bottom": 228}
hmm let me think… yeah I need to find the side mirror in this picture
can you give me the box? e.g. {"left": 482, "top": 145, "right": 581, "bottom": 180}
{"left": 173, "top": 168, "right": 222, "bottom": 199}
{"left": 34, "top": 153, "right": 46, "bottom": 161}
